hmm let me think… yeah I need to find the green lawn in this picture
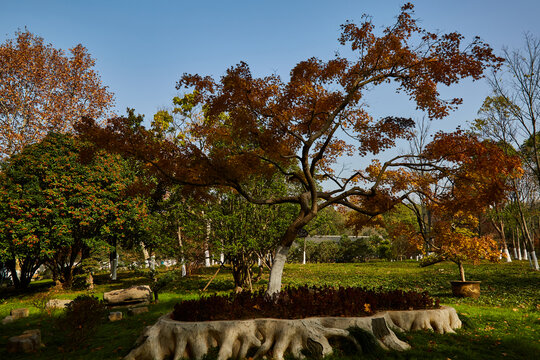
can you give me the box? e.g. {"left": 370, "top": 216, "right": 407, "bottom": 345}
{"left": 0, "top": 260, "right": 538, "bottom": 359}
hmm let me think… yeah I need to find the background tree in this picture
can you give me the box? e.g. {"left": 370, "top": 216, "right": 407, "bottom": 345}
{"left": 0, "top": 133, "right": 148, "bottom": 288}
{"left": 0, "top": 30, "right": 113, "bottom": 159}
{"left": 208, "top": 176, "right": 298, "bottom": 291}
{"left": 77, "top": 4, "right": 503, "bottom": 294}
{"left": 483, "top": 33, "right": 540, "bottom": 269}
{"left": 391, "top": 131, "right": 522, "bottom": 281}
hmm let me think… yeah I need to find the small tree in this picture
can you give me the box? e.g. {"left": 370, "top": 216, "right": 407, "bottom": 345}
{"left": 208, "top": 177, "right": 297, "bottom": 291}
{"left": 391, "top": 131, "right": 522, "bottom": 281}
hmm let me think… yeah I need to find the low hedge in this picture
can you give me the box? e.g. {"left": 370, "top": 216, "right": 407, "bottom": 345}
{"left": 172, "top": 285, "right": 439, "bottom": 321}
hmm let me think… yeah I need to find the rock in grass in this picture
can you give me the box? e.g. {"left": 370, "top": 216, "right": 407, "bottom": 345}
{"left": 1, "top": 315, "right": 14, "bottom": 325}
{"left": 128, "top": 307, "right": 149, "bottom": 316}
{"left": 2, "top": 308, "right": 30, "bottom": 324}
{"left": 6, "top": 329, "right": 41, "bottom": 353}
{"left": 10, "top": 308, "right": 29, "bottom": 319}
{"left": 103, "top": 285, "right": 152, "bottom": 306}
{"left": 46, "top": 299, "right": 73, "bottom": 309}
{"left": 109, "top": 311, "right": 123, "bottom": 321}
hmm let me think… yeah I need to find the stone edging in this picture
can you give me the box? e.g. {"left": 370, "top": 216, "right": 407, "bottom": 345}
{"left": 125, "top": 306, "right": 461, "bottom": 360}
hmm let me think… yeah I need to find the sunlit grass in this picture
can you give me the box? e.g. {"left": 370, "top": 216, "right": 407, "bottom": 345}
{"left": 0, "top": 260, "right": 538, "bottom": 359}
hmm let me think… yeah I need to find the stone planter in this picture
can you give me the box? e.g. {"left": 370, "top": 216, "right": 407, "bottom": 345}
{"left": 450, "top": 280, "right": 481, "bottom": 299}
{"left": 124, "top": 306, "right": 462, "bottom": 360}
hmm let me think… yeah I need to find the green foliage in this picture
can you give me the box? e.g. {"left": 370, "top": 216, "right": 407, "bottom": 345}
{"left": 208, "top": 176, "right": 298, "bottom": 290}
{"left": 290, "top": 236, "right": 383, "bottom": 263}
{"left": 306, "top": 207, "right": 349, "bottom": 236}
{"left": 0, "top": 133, "right": 149, "bottom": 288}
{"left": 338, "top": 236, "right": 377, "bottom": 263}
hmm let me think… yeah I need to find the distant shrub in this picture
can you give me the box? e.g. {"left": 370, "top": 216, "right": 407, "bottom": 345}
{"left": 172, "top": 285, "right": 439, "bottom": 321}
{"left": 57, "top": 295, "right": 107, "bottom": 349}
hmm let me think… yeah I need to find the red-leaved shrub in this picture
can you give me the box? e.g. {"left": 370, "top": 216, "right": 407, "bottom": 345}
{"left": 172, "top": 286, "right": 439, "bottom": 321}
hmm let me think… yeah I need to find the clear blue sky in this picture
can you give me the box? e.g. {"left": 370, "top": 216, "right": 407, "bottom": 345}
{"left": 2, "top": 0, "right": 539, "bottom": 137}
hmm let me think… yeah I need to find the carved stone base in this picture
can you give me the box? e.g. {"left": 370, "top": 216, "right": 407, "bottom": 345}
{"left": 124, "top": 306, "right": 461, "bottom": 360}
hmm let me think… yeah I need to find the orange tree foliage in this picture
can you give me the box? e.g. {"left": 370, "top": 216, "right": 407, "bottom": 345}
{"left": 76, "top": 4, "right": 503, "bottom": 293}
{"left": 0, "top": 30, "right": 113, "bottom": 159}
{"left": 383, "top": 131, "right": 523, "bottom": 280}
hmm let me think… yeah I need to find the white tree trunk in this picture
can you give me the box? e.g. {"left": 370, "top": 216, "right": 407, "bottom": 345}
{"left": 503, "top": 248, "right": 512, "bottom": 262}
{"left": 205, "top": 221, "right": 211, "bottom": 267}
{"left": 523, "top": 248, "right": 528, "bottom": 260}
{"left": 177, "top": 226, "right": 187, "bottom": 277}
{"left": 266, "top": 245, "right": 289, "bottom": 296}
{"left": 110, "top": 253, "right": 118, "bottom": 281}
{"left": 141, "top": 243, "right": 150, "bottom": 268}
{"left": 518, "top": 243, "right": 522, "bottom": 260}
{"left": 513, "top": 247, "right": 518, "bottom": 259}
{"left": 531, "top": 251, "right": 540, "bottom": 270}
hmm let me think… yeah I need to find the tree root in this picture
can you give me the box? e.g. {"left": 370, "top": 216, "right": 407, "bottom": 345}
{"left": 124, "top": 306, "right": 461, "bottom": 360}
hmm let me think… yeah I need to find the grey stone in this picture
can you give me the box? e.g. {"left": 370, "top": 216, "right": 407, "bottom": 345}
{"left": 46, "top": 299, "right": 73, "bottom": 309}
{"left": 109, "top": 311, "right": 123, "bottom": 321}
{"left": 1, "top": 315, "right": 14, "bottom": 325}
{"left": 103, "top": 285, "right": 152, "bottom": 305}
{"left": 128, "top": 307, "right": 149, "bottom": 316}
{"left": 7, "top": 329, "right": 41, "bottom": 353}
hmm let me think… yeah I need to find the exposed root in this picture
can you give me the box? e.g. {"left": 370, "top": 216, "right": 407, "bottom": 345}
{"left": 385, "top": 306, "right": 462, "bottom": 334}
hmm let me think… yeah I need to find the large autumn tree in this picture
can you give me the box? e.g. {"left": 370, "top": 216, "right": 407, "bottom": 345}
{"left": 77, "top": 4, "right": 503, "bottom": 294}
{"left": 0, "top": 133, "right": 149, "bottom": 289}
{"left": 0, "top": 30, "right": 113, "bottom": 159}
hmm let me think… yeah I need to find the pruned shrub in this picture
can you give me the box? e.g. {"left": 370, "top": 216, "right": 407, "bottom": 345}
{"left": 57, "top": 295, "right": 107, "bottom": 349}
{"left": 172, "top": 285, "right": 439, "bottom": 321}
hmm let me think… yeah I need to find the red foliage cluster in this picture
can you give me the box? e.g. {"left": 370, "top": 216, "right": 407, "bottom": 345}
{"left": 172, "top": 286, "right": 439, "bottom": 321}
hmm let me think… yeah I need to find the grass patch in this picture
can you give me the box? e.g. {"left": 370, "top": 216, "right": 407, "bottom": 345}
{"left": 0, "top": 260, "right": 538, "bottom": 359}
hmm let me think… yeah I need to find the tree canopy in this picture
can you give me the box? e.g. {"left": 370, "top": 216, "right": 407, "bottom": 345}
{"left": 0, "top": 30, "right": 113, "bottom": 159}
{"left": 0, "top": 133, "right": 148, "bottom": 288}
{"left": 76, "top": 4, "right": 504, "bottom": 294}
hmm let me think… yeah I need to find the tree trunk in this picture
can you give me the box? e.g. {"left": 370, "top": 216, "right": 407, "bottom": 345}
{"left": 266, "top": 245, "right": 290, "bottom": 296}
{"left": 512, "top": 230, "right": 518, "bottom": 259}
{"left": 517, "top": 233, "right": 522, "bottom": 260}
{"left": 177, "top": 226, "right": 187, "bottom": 277}
{"left": 458, "top": 262, "right": 466, "bottom": 282}
{"left": 302, "top": 240, "right": 306, "bottom": 265}
{"left": 531, "top": 250, "right": 540, "bottom": 270}
{"left": 204, "top": 220, "right": 211, "bottom": 267}
{"left": 265, "top": 208, "right": 314, "bottom": 296}
{"left": 110, "top": 249, "right": 118, "bottom": 280}
{"left": 141, "top": 242, "right": 150, "bottom": 268}
{"left": 503, "top": 246, "right": 512, "bottom": 262}
{"left": 86, "top": 272, "right": 94, "bottom": 290}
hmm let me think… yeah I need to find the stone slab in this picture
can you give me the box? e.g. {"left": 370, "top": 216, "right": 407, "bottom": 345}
{"left": 7, "top": 329, "right": 41, "bottom": 353}
{"left": 128, "top": 307, "right": 149, "bottom": 316}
